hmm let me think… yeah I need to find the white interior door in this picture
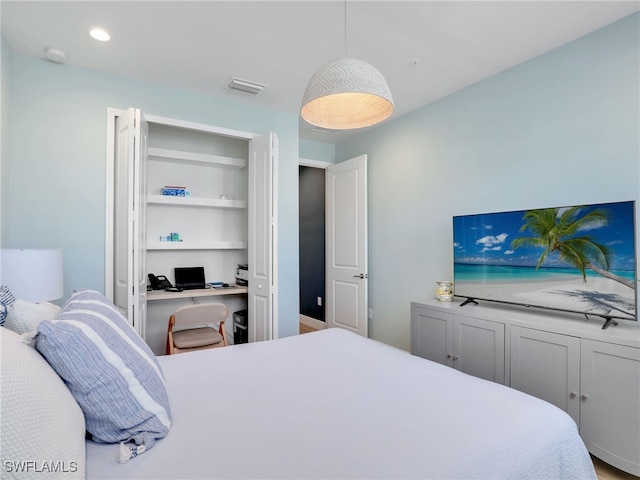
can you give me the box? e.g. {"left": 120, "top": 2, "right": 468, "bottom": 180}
{"left": 114, "top": 107, "right": 148, "bottom": 336}
{"left": 248, "top": 133, "right": 278, "bottom": 342}
{"left": 326, "top": 155, "right": 368, "bottom": 337}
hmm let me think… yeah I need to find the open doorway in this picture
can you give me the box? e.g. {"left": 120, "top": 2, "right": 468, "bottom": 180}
{"left": 299, "top": 160, "right": 330, "bottom": 333}
{"left": 298, "top": 155, "right": 368, "bottom": 337}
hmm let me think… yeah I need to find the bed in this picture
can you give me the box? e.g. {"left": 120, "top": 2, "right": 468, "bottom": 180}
{"left": 1, "top": 288, "right": 596, "bottom": 479}
{"left": 86, "top": 328, "right": 595, "bottom": 479}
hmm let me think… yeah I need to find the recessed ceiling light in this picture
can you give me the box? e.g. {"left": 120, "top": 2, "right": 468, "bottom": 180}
{"left": 89, "top": 28, "right": 110, "bottom": 42}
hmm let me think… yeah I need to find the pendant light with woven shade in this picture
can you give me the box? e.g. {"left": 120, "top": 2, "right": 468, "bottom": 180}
{"left": 301, "top": 2, "right": 394, "bottom": 130}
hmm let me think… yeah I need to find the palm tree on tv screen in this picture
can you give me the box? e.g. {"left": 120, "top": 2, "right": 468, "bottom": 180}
{"left": 511, "top": 207, "right": 636, "bottom": 290}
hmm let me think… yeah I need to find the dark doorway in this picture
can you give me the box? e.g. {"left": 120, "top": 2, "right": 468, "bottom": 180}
{"left": 299, "top": 166, "right": 325, "bottom": 321}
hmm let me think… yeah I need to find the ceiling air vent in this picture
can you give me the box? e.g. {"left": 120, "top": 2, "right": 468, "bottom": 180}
{"left": 311, "top": 126, "right": 335, "bottom": 135}
{"left": 228, "top": 77, "right": 267, "bottom": 95}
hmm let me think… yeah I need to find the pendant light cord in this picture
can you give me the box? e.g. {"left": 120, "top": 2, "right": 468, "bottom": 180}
{"left": 344, "top": 0, "right": 348, "bottom": 58}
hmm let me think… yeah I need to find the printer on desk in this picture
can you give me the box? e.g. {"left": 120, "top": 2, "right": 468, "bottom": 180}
{"left": 235, "top": 264, "right": 248, "bottom": 286}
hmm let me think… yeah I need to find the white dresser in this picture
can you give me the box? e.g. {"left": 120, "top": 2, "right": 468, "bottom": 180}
{"left": 411, "top": 298, "right": 640, "bottom": 476}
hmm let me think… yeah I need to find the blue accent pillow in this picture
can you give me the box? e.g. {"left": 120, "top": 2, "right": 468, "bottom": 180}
{"left": 0, "top": 285, "right": 16, "bottom": 327}
{"left": 35, "top": 289, "right": 172, "bottom": 462}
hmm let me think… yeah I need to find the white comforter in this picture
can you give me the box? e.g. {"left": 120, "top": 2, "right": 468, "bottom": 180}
{"left": 87, "top": 328, "right": 596, "bottom": 479}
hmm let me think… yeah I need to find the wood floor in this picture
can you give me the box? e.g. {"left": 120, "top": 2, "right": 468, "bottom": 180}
{"left": 593, "top": 456, "right": 638, "bottom": 480}
{"left": 298, "top": 322, "right": 637, "bottom": 479}
{"left": 299, "top": 322, "right": 318, "bottom": 335}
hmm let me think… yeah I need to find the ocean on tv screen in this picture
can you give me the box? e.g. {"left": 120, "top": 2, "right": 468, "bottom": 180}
{"left": 453, "top": 201, "right": 637, "bottom": 321}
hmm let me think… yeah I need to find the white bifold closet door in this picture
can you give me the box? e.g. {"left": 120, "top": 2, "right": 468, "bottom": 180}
{"left": 248, "top": 133, "right": 278, "bottom": 342}
{"left": 114, "top": 107, "right": 148, "bottom": 338}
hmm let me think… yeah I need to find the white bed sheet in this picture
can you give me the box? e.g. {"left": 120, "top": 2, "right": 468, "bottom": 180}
{"left": 87, "top": 328, "right": 596, "bottom": 479}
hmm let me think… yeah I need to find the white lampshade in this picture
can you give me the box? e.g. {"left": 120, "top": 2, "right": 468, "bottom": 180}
{"left": 300, "top": 57, "right": 394, "bottom": 130}
{"left": 1, "top": 249, "right": 63, "bottom": 302}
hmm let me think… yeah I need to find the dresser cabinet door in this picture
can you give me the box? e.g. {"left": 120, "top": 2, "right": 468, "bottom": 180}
{"left": 410, "top": 306, "right": 453, "bottom": 366}
{"left": 454, "top": 315, "right": 505, "bottom": 384}
{"left": 580, "top": 339, "right": 640, "bottom": 476}
{"left": 510, "top": 326, "right": 581, "bottom": 424}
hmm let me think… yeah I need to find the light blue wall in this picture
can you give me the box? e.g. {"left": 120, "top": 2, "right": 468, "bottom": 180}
{"left": 4, "top": 51, "right": 300, "bottom": 338}
{"left": 1, "top": 36, "right": 10, "bottom": 246}
{"left": 338, "top": 13, "right": 640, "bottom": 350}
{"left": 4, "top": 13, "right": 639, "bottom": 350}
{"left": 299, "top": 138, "right": 335, "bottom": 163}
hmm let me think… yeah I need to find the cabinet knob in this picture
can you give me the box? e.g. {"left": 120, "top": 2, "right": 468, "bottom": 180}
{"left": 446, "top": 354, "right": 452, "bottom": 359}
{"left": 452, "top": 355, "right": 459, "bottom": 361}
{"left": 581, "top": 394, "right": 589, "bottom": 401}
{"left": 569, "top": 392, "right": 577, "bottom": 398}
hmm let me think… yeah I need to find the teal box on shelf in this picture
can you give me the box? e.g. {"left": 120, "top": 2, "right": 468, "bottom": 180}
{"left": 161, "top": 186, "right": 190, "bottom": 196}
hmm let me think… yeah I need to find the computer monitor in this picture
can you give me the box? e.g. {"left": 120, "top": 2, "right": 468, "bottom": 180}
{"left": 174, "top": 266, "right": 206, "bottom": 290}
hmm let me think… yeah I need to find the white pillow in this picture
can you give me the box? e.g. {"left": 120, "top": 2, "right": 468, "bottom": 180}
{"left": 0, "top": 328, "right": 85, "bottom": 478}
{"left": 4, "top": 300, "right": 61, "bottom": 335}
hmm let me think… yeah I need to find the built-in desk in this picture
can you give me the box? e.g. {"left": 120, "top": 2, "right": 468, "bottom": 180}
{"left": 147, "top": 285, "right": 248, "bottom": 301}
{"left": 145, "top": 285, "right": 248, "bottom": 355}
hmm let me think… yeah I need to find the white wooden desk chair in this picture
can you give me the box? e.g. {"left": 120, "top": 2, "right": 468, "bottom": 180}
{"left": 166, "top": 303, "right": 229, "bottom": 355}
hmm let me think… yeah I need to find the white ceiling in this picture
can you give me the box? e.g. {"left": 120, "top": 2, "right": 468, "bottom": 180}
{"left": 2, "top": 1, "right": 638, "bottom": 144}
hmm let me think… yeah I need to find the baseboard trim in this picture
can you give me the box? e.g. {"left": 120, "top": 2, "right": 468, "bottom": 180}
{"left": 299, "top": 314, "right": 327, "bottom": 330}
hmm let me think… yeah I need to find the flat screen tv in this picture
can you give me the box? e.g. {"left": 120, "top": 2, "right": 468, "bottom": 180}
{"left": 453, "top": 200, "right": 637, "bottom": 328}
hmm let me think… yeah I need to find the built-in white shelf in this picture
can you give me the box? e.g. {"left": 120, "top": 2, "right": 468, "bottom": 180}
{"left": 147, "top": 147, "right": 246, "bottom": 169}
{"left": 147, "top": 194, "right": 246, "bottom": 209}
{"left": 147, "top": 241, "right": 248, "bottom": 251}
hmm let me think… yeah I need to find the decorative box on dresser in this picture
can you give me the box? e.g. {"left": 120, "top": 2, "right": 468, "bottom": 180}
{"left": 410, "top": 298, "right": 640, "bottom": 476}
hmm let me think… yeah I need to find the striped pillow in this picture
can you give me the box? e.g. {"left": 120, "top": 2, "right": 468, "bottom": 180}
{"left": 0, "top": 285, "right": 16, "bottom": 327}
{"left": 35, "top": 290, "right": 172, "bottom": 462}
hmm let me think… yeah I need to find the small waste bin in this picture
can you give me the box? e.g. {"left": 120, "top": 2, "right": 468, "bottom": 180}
{"left": 233, "top": 309, "right": 248, "bottom": 344}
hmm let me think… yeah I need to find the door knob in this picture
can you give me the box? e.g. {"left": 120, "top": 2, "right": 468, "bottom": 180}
{"left": 353, "top": 273, "right": 367, "bottom": 279}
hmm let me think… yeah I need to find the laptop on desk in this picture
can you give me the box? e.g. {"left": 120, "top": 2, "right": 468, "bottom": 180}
{"left": 174, "top": 266, "right": 206, "bottom": 290}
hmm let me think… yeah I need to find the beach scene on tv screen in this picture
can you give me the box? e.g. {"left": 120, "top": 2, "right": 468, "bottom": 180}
{"left": 453, "top": 201, "right": 636, "bottom": 321}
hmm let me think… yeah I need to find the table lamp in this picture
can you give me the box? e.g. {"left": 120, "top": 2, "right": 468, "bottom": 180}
{"left": 1, "top": 249, "right": 63, "bottom": 302}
